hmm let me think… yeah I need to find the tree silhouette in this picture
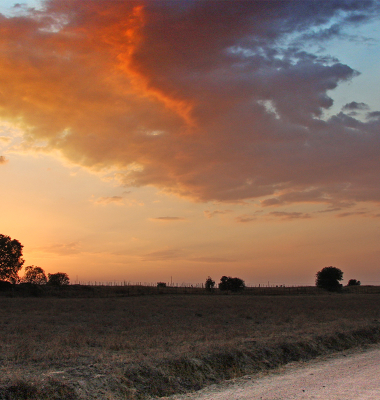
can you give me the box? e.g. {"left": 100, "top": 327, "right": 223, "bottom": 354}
{"left": 0, "top": 234, "right": 24, "bottom": 282}
{"left": 22, "top": 266, "right": 47, "bottom": 285}
{"left": 347, "top": 279, "right": 361, "bottom": 286}
{"left": 205, "top": 276, "right": 215, "bottom": 291}
{"left": 316, "top": 266, "right": 343, "bottom": 291}
{"left": 47, "top": 272, "right": 70, "bottom": 286}
{"left": 218, "top": 276, "right": 245, "bottom": 292}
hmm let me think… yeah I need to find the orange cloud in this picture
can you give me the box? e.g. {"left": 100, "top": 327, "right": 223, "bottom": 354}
{"left": 141, "top": 248, "right": 184, "bottom": 261}
{"left": 1, "top": 1, "right": 380, "bottom": 207}
{"left": 268, "top": 211, "right": 312, "bottom": 220}
{"left": 204, "top": 209, "right": 233, "bottom": 218}
{"left": 36, "top": 241, "right": 82, "bottom": 255}
{"left": 150, "top": 216, "right": 186, "bottom": 221}
{"left": 235, "top": 214, "right": 257, "bottom": 223}
{"left": 336, "top": 211, "right": 369, "bottom": 218}
{"left": 93, "top": 196, "right": 124, "bottom": 206}
{"left": 190, "top": 257, "right": 236, "bottom": 263}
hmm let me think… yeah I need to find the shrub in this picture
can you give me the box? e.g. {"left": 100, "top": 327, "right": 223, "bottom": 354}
{"left": 218, "top": 276, "right": 245, "bottom": 292}
{"left": 47, "top": 272, "right": 70, "bottom": 286}
{"left": 347, "top": 279, "right": 361, "bottom": 286}
{"left": 0, "top": 279, "right": 13, "bottom": 291}
{"left": 17, "top": 283, "right": 44, "bottom": 297}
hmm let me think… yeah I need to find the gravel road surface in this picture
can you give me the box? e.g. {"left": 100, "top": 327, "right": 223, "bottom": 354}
{"left": 166, "top": 345, "right": 380, "bottom": 400}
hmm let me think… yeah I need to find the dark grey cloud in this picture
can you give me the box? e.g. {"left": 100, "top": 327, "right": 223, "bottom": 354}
{"left": 343, "top": 102, "right": 370, "bottom": 111}
{"left": 367, "top": 111, "right": 380, "bottom": 120}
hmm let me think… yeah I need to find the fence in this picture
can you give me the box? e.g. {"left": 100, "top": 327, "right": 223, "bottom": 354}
{"left": 69, "top": 281, "right": 380, "bottom": 296}
{"left": 74, "top": 281, "right": 206, "bottom": 288}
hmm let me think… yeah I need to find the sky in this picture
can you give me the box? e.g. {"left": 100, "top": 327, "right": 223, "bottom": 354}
{"left": 1, "top": 0, "right": 380, "bottom": 286}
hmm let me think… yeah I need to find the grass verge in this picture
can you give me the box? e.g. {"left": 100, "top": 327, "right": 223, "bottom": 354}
{"left": 123, "top": 324, "right": 380, "bottom": 398}
{"left": 0, "top": 378, "right": 77, "bottom": 400}
{"left": 2, "top": 325, "right": 380, "bottom": 399}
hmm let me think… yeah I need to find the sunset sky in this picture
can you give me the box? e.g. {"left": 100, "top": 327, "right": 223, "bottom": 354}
{"left": 1, "top": 0, "right": 380, "bottom": 286}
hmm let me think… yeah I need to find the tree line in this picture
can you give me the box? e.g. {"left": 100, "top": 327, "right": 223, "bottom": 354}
{"left": 0, "top": 234, "right": 361, "bottom": 291}
{"left": 205, "top": 266, "right": 360, "bottom": 293}
{"left": 0, "top": 234, "right": 70, "bottom": 286}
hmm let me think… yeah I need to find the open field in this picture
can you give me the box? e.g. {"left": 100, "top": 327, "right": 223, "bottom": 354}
{"left": 1, "top": 291, "right": 380, "bottom": 399}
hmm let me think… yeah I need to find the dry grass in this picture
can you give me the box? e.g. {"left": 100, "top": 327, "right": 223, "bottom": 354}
{"left": 1, "top": 292, "right": 380, "bottom": 398}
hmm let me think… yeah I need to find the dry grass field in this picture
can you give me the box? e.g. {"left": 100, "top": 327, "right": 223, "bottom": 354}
{"left": 1, "top": 290, "right": 380, "bottom": 399}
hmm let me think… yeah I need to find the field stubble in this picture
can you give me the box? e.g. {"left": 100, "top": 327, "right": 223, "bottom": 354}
{"left": 1, "top": 293, "right": 380, "bottom": 399}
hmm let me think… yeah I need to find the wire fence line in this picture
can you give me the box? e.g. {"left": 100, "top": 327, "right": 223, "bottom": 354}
{"left": 72, "top": 281, "right": 315, "bottom": 288}
{"left": 70, "top": 281, "right": 380, "bottom": 295}
{"left": 73, "top": 281, "right": 206, "bottom": 288}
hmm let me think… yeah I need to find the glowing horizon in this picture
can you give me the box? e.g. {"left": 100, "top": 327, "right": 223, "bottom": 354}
{"left": 1, "top": 0, "right": 380, "bottom": 286}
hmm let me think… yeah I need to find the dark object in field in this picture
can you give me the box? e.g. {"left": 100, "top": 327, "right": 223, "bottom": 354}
{"left": 348, "top": 279, "right": 361, "bottom": 286}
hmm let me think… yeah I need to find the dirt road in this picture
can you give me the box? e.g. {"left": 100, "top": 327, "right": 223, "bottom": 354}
{"left": 167, "top": 345, "right": 380, "bottom": 400}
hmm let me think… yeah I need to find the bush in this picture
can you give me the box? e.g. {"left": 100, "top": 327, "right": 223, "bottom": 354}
{"left": 347, "top": 279, "right": 361, "bottom": 286}
{"left": 17, "top": 283, "right": 44, "bottom": 297}
{"left": 316, "top": 266, "right": 343, "bottom": 291}
{"left": 218, "top": 276, "right": 245, "bottom": 292}
{"left": 47, "top": 272, "right": 70, "bottom": 286}
{"left": 0, "top": 280, "right": 13, "bottom": 291}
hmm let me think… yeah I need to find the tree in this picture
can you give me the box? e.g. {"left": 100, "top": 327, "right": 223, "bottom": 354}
{"left": 47, "top": 272, "right": 70, "bottom": 286}
{"left": 218, "top": 276, "right": 245, "bottom": 292}
{"left": 22, "top": 266, "right": 47, "bottom": 285}
{"left": 347, "top": 279, "right": 361, "bottom": 286}
{"left": 316, "top": 266, "right": 343, "bottom": 291}
{"left": 0, "top": 234, "right": 24, "bottom": 282}
{"left": 205, "top": 276, "right": 215, "bottom": 292}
